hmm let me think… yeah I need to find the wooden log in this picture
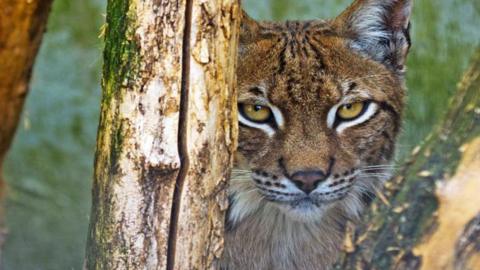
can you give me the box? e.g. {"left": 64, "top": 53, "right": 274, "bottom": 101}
{"left": 84, "top": 0, "right": 240, "bottom": 269}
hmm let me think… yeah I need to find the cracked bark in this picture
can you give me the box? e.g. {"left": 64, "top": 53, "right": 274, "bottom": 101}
{"left": 0, "top": 0, "right": 53, "bottom": 264}
{"left": 84, "top": 0, "right": 240, "bottom": 269}
{"left": 335, "top": 48, "right": 480, "bottom": 270}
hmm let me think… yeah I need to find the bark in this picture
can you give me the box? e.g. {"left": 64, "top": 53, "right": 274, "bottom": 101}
{"left": 0, "top": 0, "right": 53, "bottom": 263}
{"left": 335, "top": 48, "right": 480, "bottom": 270}
{"left": 85, "top": 0, "right": 240, "bottom": 269}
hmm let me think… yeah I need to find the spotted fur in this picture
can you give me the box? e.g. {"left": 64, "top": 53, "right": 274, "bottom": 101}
{"left": 219, "top": 1, "right": 412, "bottom": 269}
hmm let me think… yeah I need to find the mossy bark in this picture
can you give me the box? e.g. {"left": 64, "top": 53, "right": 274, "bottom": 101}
{"left": 0, "top": 0, "right": 53, "bottom": 263}
{"left": 85, "top": 0, "right": 240, "bottom": 269}
{"left": 335, "top": 48, "right": 480, "bottom": 270}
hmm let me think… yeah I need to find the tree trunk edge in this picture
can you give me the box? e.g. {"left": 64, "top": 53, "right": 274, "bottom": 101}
{"left": 0, "top": 0, "right": 54, "bottom": 265}
{"left": 85, "top": 0, "right": 240, "bottom": 269}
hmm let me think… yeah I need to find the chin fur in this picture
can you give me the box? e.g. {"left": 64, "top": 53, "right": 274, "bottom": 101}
{"left": 220, "top": 170, "right": 391, "bottom": 270}
{"left": 275, "top": 200, "right": 328, "bottom": 223}
{"left": 221, "top": 178, "right": 347, "bottom": 270}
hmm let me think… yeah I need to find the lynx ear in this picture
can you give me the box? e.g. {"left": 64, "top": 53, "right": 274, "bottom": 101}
{"left": 334, "top": 0, "right": 413, "bottom": 73}
{"left": 240, "top": 10, "right": 260, "bottom": 44}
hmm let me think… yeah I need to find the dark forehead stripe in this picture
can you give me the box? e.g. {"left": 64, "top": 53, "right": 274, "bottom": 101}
{"left": 285, "top": 20, "right": 303, "bottom": 32}
{"left": 258, "top": 23, "right": 284, "bottom": 32}
{"left": 276, "top": 30, "right": 327, "bottom": 74}
{"left": 288, "top": 38, "right": 297, "bottom": 58}
{"left": 302, "top": 20, "right": 313, "bottom": 31}
{"left": 304, "top": 34, "right": 325, "bottom": 70}
{"left": 301, "top": 36, "right": 311, "bottom": 58}
{"left": 277, "top": 36, "right": 289, "bottom": 74}
{"left": 270, "top": 23, "right": 335, "bottom": 104}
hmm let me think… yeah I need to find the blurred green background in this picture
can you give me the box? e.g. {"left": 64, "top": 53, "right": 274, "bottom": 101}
{"left": 2, "top": 0, "right": 479, "bottom": 269}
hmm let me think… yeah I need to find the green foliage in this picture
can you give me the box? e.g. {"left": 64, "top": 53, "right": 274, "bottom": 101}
{"left": 3, "top": 0, "right": 479, "bottom": 269}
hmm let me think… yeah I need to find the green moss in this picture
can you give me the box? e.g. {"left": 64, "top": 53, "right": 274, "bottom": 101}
{"left": 109, "top": 121, "right": 125, "bottom": 174}
{"left": 86, "top": 1, "right": 140, "bottom": 268}
{"left": 102, "top": 0, "right": 140, "bottom": 104}
{"left": 100, "top": 0, "right": 139, "bottom": 181}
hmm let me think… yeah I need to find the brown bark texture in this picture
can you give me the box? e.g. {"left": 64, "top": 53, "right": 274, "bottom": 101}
{"left": 85, "top": 0, "right": 240, "bottom": 269}
{"left": 0, "top": 0, "right": 53, "bottom": 263}
{"left": 335, "top": 48, "right": 480, "bottom": 270}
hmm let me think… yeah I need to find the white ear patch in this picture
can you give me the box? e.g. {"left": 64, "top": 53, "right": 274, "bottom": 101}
{"left": 345, "top": 0, "right": 413, "bottom": 69}
{"left": 349, "top": 4, "right": 391, "bottom": 62}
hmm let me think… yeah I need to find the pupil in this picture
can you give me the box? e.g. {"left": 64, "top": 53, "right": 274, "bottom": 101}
{"left": 345, "top": 104, "right": 353, "bottom": 110}
{"left": 254, "top": 105, "right": 262, "bottom": 111}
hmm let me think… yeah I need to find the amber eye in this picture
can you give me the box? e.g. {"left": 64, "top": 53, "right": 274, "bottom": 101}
{"left": 239, "top": 103, "right": 273, "bottom": 123}
{"left": 337, "top": 102, "right": 366, "bottom": 120}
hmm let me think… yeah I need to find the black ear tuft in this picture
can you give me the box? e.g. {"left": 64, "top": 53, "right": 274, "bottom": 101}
{"left": 335, "top": 0, "right": 413, "bottom": 73}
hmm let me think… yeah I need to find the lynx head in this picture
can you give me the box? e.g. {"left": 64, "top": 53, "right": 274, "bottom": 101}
{"left": 229, "top": 0, "right": 412, "bottom": 224}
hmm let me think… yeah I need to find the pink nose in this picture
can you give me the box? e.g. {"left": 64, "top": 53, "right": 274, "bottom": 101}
{"left": 291, "top": 170, "right": 326, "bottom": 194}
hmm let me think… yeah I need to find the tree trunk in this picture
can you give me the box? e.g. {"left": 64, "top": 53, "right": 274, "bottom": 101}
{"left": 0, "top": 0, "right": 53, "bottom": 263}
{"left": 85, "top": 0, "right": 240, "bottom": 269}
{"left": 336, "top": 48, "right": 480, "bottom": 270}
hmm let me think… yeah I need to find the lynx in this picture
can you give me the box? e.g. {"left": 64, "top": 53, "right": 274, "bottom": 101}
{"left": 220, "top": 0, "right": 413, "bottom": 269}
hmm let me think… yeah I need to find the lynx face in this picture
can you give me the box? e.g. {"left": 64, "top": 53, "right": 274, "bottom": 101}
{"left": 229, "top": 0, "right": 412, "bottom": 224}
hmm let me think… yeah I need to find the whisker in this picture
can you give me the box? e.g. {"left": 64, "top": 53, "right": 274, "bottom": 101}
{"left": 231, "top": 174, "right": 251, "bottom": 177}
{"left": 358, "top": 172, "right": 392, "bottom": 175}
{"left": 359, "top": 165, "right": 397, "bottom": 169}
{"left": 359, "top": 172, "right": 392, "bottom": 176}
{"left": 231, "top": 172, "right": 252, "bottom": 176}
{"left": 231, "top": 169, "right": 252, "bottom": 173}
{"left": 358, "top": 171, "right": 392, "bottom": 175}
{"left": 230, "top": 179, "right": 253, "bottom": 182}
{"left": 242, "top": 188, "right": 259, "bottom": 195}
{"left": 353, "top": 180, "right": 391, "bottom": 207}
{"left": 357, "top": 168, "right": 395, "bottom": 173}
{"left": 357, "top": 170, "right": 394, "bottom": 174}
{"left": 357, "top": 175, "right": 392, "bottom": 179}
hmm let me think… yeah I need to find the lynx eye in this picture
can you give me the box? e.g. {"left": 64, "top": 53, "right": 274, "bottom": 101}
{"left": 239, "top": 103, "right": 273, "bottom": 123}
{"left": 337, "top": 102, "right": 366, "bottom": 120}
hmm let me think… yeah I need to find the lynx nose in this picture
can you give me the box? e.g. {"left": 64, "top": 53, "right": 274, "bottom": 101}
{"left": 291, "top": 170, "right": 326, "bottom": 194}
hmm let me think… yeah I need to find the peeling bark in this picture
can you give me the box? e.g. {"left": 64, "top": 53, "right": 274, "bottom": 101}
{"left": 85, "top": 0, "right": 240, "bottom": 269}
{"left": 0, "top": 0, "right": 53, "bottom": 263}
{"left": 335, "top": 48, "right": 480, "bottom": 270}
